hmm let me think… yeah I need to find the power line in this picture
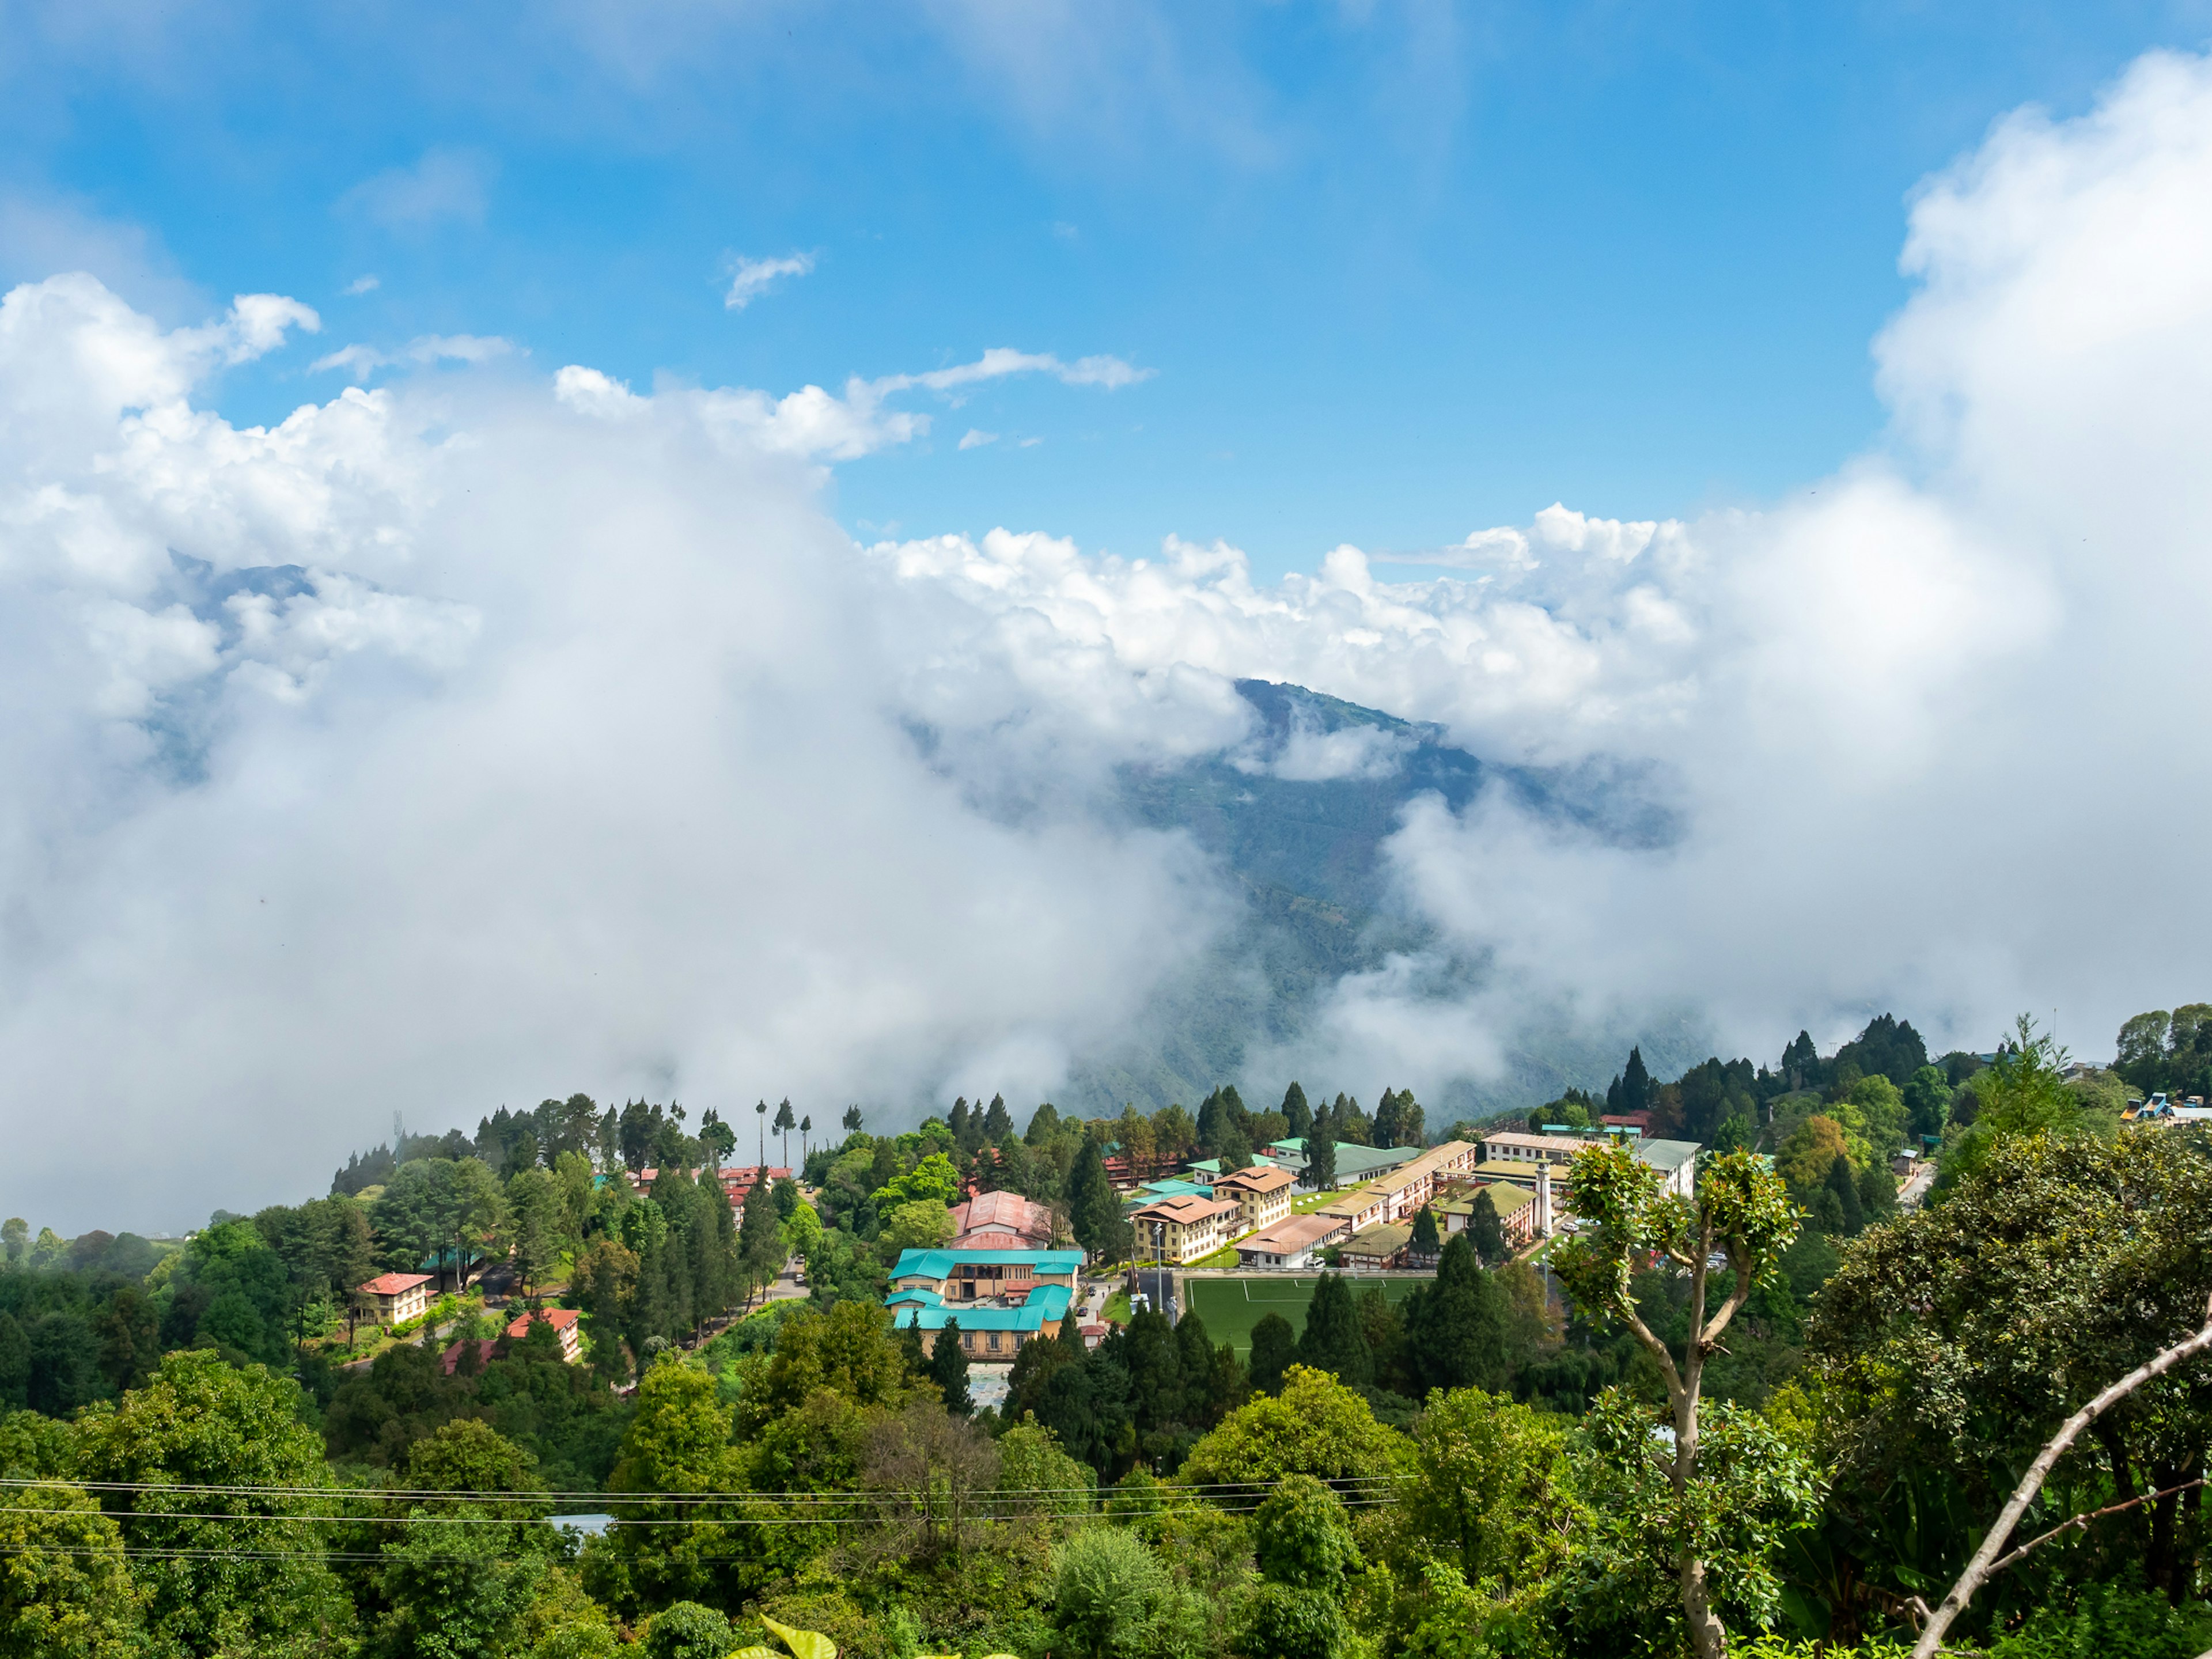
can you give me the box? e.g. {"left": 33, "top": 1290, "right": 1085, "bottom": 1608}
{"left": 0, "top": 1474, "right": 1407, "bottom": 1506}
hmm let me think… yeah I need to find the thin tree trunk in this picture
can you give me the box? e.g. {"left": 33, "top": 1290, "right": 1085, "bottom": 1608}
{"left": 1911, "top": 1300, "right": 2212, "bottom": 1659}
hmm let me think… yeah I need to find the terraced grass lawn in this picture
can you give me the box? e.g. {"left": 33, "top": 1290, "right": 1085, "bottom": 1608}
{"left": 1184, "top": 1273, "right": 1427, "bottom": 1354}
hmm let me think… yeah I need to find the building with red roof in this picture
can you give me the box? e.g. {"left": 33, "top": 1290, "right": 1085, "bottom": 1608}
{"left": 506, "top": 1306, "right": 584, "bottom": 1364}
{"left": 357, "top": 1272, "right": 433, "bottom": 1325}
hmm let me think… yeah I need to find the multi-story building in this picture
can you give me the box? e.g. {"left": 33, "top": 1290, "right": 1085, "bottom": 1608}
{"left": 357, "top": 1272, "right": 433, "bottom": 1326}
{"left": 1479, "top": 1131, "right": 1701, "bottom": 1200}
{"left": 506, "top": 1307, "right": 584, "bottom": 1363}
{"left": 887, "top": 1282, "right": 1074, "bottom": 1361}
{"left": 1212, "top": 1164, "right": 1296, "bottom": 1231}
{"left": 890, "top": 1246, "right": 1084, "bottom": 1302}
{"left": 1128, "top": 1192, "right": 1243, "bottom": 1264}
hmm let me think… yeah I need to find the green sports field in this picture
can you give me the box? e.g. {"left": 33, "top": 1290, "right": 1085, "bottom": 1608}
{"left": 1184, "top": 1274, "right": 1428, "bottom": 1354}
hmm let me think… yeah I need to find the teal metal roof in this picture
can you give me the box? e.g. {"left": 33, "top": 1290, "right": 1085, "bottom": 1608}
{"left": 890, "top": 1247, "right": 1086, "bottom": 1281}
{"left": 893, "top": 1302, "right": 1052, "bottom": 1334}
{"left": 1128, "top": 1179, "right": 1210, "bottom": 1206}
{"left": 885, "top": 1287, "right": 942, "bottom": 1307}
{"left": 1026, "top": 1283, "right": 1073, "bottom": 1320}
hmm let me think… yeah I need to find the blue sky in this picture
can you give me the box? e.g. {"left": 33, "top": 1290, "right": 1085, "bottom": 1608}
{"left": 3, "top": 1, "right": 2204, "bottom": 577}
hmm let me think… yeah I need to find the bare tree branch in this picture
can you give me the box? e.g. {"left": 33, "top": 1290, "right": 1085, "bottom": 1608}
{"left": 1986, "top": 1476, "right": 2209, "bottom": 1576}
{"left": 1911, "top": 1294, "right": 2212, "bottom": 1659}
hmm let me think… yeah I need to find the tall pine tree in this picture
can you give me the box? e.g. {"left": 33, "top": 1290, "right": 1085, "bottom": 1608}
{"left": 930, "top": 1319, "right": 972, "bottom": 1416}
{"left": 1468, "top": 1188, "right": 1506, "bottom": 1266}
{"left": 1295, "top": 1273, "right": 1371, "bottom": 1385}
{"left": 1281, "top": 1082, "right": 1312, "bottom": 1140}
{"left": 1068, "top": 1139, "right": 1119, "bottom": 1261}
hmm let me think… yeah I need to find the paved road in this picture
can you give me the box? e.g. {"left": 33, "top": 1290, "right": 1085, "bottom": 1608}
{"left": 1899, "top": 1161, "right": 1938, "bottom": 1210}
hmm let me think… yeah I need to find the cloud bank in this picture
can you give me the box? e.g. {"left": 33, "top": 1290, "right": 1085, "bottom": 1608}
{"left": 7, "top": 50, "right": 2212, "bottom": 1228}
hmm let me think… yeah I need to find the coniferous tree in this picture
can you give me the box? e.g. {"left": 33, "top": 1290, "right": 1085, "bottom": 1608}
{"left": 737, "top": 1173, "right": 783, "bottom": 1305}
{"left": 1249, "top": 1312, "right": 1298, "bottom": 1397}
{"left": 1195, "top": 1089, "right": 1229, "bottom": 1158}
{"left": 982, "top": 1094, "right": 1014, "bottom": 1146}
{"left": 1374, "top": 1089, "right": 1403, "bottom": 1149}
{"left": 1824, "top": 1154, "right": 1865, "bottom": 1235}
{"left": 947, "top": 1096, "right": 971, "bottom": 1149}
{"left": 1216, "top": 1121, "right": 1254, "bottom": 1178}
{"left": 753, "top": 1099, "right": 769, "bottom": 1166}
{"left": 1332, "top": 1093, "right": 1372, "bottom": 1146}
{"left": 1395, "top": 1092, "right": 1426, "bottom": 1147}
{"left": 896, "top": 1312, "right": 928, "bottom": 1381}
{"left": 1025, "top": 1102, "right": 1062, "bottom": 1146}
{"left": 930, "top": 1319, "right": 972, "bottom": 1416}
{"left": 1068, "top": 1139, "right": 1119, "bottom": 1262}
{"left": 842, "top": 1104, "right": 864, "bottom": 1135}
{"left": 1305, "top": 1113, "right": 1338, "bottom": 1193}
{"left": 1410, "top": 1205, "right": 1440, "bottom": 1255}
{"left": 1404, "top": 1236, "right": 1509, "bottom": 1392}
{"left": 1296, "top": 1273, "right": 1371, "bottom": 1385}
{"left": 772, "top": 1100, "right": 796, "bottom": 1169}
{"left": 1281, "top": 1082, "right": 1312, "bottom": 1140}
{"left": 1469, "top": 1189, "right": 1506, "bottom": 1267}
{"left": 1619, "top": 1047, "right": 1653, "bottom": 1115}
{"left": 798, "top": 1115, "right": 812, "bottom": 1165}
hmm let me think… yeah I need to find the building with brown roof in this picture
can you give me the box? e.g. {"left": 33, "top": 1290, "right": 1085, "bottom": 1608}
{"left": 1234, "top": 1212, "right": 1350, "bottom": 1270}
{"left": 1211, "top": 1164, "right": 1296, "bottom": 1232}
{"left": 1128, "top": 1192, "right": 1242, "bottom": 1264}
{"left": 948, "top": 1191, "right": 1055, "bottom": 1250}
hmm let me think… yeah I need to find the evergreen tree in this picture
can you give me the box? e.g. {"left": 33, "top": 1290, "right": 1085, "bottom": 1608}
{"left": 1218, "top": 1085, "right": 1252, "bottom": 1135}
{"left": 1026, "top": 1102, "right": 1062, "bottom": 1146}
{"left": 1395, "top": 1092, "right": 1426, "bottom": 1147}
{"left": 1216, "top": 1121, "right": 1254, "bottom": 1177}
{"left": 1195, "top": 1089, "right": 1229, "bottom": 1157}
{"left": 1410, "top": 1205, "right": 1440, "bottom": 1255}
{"left": 930, "top": 1319, "right": 972, "bottom": 1417}
{"left": 1281, "top": 1082, "right": 1312, "bottom": 1140}
{"left": 1305, "top": 1120, "right": 1338, "bottom": 1194}
{"left": 1068, "top": 1139, "right": 1119, "bottom": 1261}
{"left": 896, "top": 1313, "right": 928, "bottom": 1381}
{"left": 1294, "top": 1273, "right": 1371, "bottom": 1385}
{"left": 772, "top": 1099, "right": 796, "bottom": 1168}
{"left": 1249, "top": 1312, "right": 1298, "bottom": 1397}
{"left": 1332, "top": 1093, "right": 1372, "bottom": 1145}
{"left": 737, "top": 1174, "right": 783, "bottom": 1305}
{"left": 947, "top": 1096, "right": 971, "bottom": 1149}
{"left": 1404, "top": 1236, "right": 1509, "bottom": 1392}
{"left": 753, "top": 1099, "right": 768, "bottom": 1166}
{"left": 1824, "top": 1155, "right": 1865, "bottom": 1236}
{"left": 983, "top": 1094, "right": 1014, "bottom": 1146}
{"left": 841, "top": 1104, "right": 864, "bottom": 1135}
{"left": 1780, "top": 1031, "right": 1821, "bottom": 1090}
{"left": 1469, "top": 1189, "right": 1506, "bottom": 1266}
{"left": 1619, "top": 1047, "right": 1653, "bottom": 1115}
{"left": 1374, "top": 1089, "right": 1402, "bottom": 1149}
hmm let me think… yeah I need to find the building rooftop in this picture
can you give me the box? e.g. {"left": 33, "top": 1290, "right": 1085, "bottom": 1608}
{"left": 507, "top": 1308, "right": 579, "bottom": 1339}
{"left": 1240, "top": 1214, "right": 1347, "bottom": 1253}
{"left": 1215, "top": 1164, "right": 1296, "bottom": 1195}
{"left": 1266, "top": 1138, "right": 1424, "bottom": 1179}
{"left": 359, "top": 1272, "right": 433, "bottom": 1296}
{"left": 1129, "top": 1194, "right": 1241, "bottom": 1225}
{"left": 891, "top": 1247, "right": 1086, "bottom": 1281}
{"left": 1342, "top": 1221, "right": 1415, "bottom": 1257}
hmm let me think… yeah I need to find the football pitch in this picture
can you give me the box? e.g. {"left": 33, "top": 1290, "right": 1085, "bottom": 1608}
{"left": 1183, "top": 1274, "right": 1427, "bottom": 1354}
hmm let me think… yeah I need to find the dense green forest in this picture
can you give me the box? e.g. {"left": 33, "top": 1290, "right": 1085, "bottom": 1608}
{"left": 3, "top": 1007, "right": 2209, "bottom": 1657}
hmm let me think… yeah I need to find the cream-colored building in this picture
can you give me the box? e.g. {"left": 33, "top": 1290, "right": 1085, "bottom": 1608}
{"left": 1129, "top": 1193, "right": 1243, "bottom": 1264}
{"left": 358, "top": 1272, "right": 433, "bottom": 1325}
{"left": 1212, "top": 1164, "right": 1296, "bottom": 1231}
